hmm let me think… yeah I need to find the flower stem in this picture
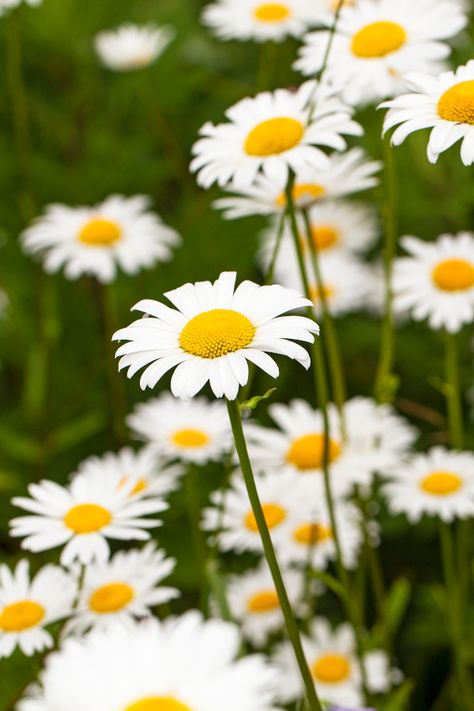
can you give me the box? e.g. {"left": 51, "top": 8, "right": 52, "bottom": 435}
{"left": 185, "top": 465, "right": 210, "bottom": 614}
{"left": 225, "top": 398, "right": 323, "bottom": 711}
{"left": 444, "top": 331, "right": 464, "bottom": 449}
{"left": 374, "top": 133, "right": 398, "bottom": 404}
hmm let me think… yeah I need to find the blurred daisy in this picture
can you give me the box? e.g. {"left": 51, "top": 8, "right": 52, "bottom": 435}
{"left": 393, "top": 233, "right": 474, "bottom": 332}
{"left": 383, "top": 61, "right": 474, "bottom": 165}
{"left": 127, "top": 393, "right": 232, "bottom": 464}
{"left": 277, "top": 499, "right": 363, "bottom": 569}
{"left": 66, "top": 544, "right": 178, "bottom": 635}
{"left": 295, "top": 0, "right": 466, "bottom": 106}
{"left": 21, "top": 195, "right": 180, "bottom": 283}
{"left": 95, "top": 24, "right": 174, "bottom": 71}
{"left": 74, "top": 446, "right": 183, "bottom": 499}
{"left": 19, "top": 612, "right": 279, "bottom": 711}
{"left": 113, "top": 271, "right": 318, "bottom": 400}
{"left": 0, "top": 0, "right": 41, "bottom": 11}
{"left": 383, "top": 447, "right": 474, "bottom": 522}
{"left": 226, "top": 562, "right": 304, "bottom": 646}
{"left": 274, "top": 617, "right": 390, "bottom": 706}
{"left": 204, "top": 469, "right": 314, "bottom": 554}
{"left": 246, "top": 398, "right": 415, "bottom": 496}
{"left": 0, "top": 560, "right": 75, "bottom": 658}
{"left": 202, "top": 0, "right": 326, "bottom": 43}
{"left": 10, "top": 475, "right": 167, "bottom": 566}
{"left": 191, "top": 82, "right": 361, "bottom": 189}
{"left": 214, "top": 148, "right": 381, "bottom": 219}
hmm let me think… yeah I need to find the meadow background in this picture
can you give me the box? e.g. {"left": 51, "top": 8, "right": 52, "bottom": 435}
{"left": 0, "top": 0, "right": 473, "bottom": 707}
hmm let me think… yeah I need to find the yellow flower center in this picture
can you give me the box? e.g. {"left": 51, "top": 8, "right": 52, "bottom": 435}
{"left": 247, "top": 590, "right": 280, "bottom": 613}
{"left": 351, "top": 21, "right": 407, "bottom": 58}
{"left": 179, "top": 309, "right": 255, "bottom": 359}
{"left": 437, "top": 81, "right": 474, "bottom": 125}
{"left": 124, "top": 698, "right": 192, "bottom": 711}
{"left": 245, "top": 503, "right": 287, "bottom": 532}
{"left": 0, "top": 600, "right": 45, "bottom": 632}
{"left": 309, "top": 284, "right": 335, "bottom": 303}
{"left": 276, "top": 183, "right": 326, "bottom": 208}
{"left": 286, "top": 433, "right": 342, "bottom": 471}
{"left": 119, "top": 475, "right": 148, "bottom": 496}
{"left": 89, "top": 582, "right": 134, "bottom": 614}
{"left": 309, "top": 225, "right": 339, "bottom": 251}
{"left": 420, "top": 470, "right": 463, "bottom": 496}
{"left": 329, "top": 0, "right": 353, "bottom": 8}
{"left": 78, "top": 218, "right": 122, "bottom": 247}
{"left": 171, "top": 428, "right": 210, "bottom": 448}
{"left": 292, "top": 522, "right": 332, "bottom": 545}
{"left": 64, "top": 503, "right": 112, "bottom": 534}
{"left": 312, "top": 653, "right": 351, "bottom": 683}
{"left": 432, "top": 258, "right": 474, "bottom": 292}
{"left": 244, "top": 118, "right": 304, "bottom": 157}
{"left": 253, "top": 2, "right": 291, "bottom": 21}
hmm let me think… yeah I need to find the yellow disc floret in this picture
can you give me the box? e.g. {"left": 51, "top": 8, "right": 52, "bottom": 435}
{"left": 64, "top": 503, "right": 112, "bottom": 534}
{"left": 432, "top": 258, "right": 474, "bottom": 291}
{"left": 253, "top": 2, "right": 291, "bottom": 22}
{"left": 292, "top": 522, "right": 332, "bottom": 545}
{"left": 420, "top": 471, "right": 462, "bottom": 496}
{"left": 286, "top": 433, "right": 342, "bottom": 471}
{"left": 351, "top": 21, "right": 407, "bottom": 58}
{"left": 276, "top": 183, "right": 326, "bottom": 208}
{"left": 245, "top": 503, "right": 286, "bottom": 532}
{"left": 0, "top": 600, "right": 45, "bottom": 632}
{"left": 179, "top": 309, "right": 255, "bottom": 359}
{"left": 312, "top": 653, "right": 351, "bottom": 683}
{"left": 89, "top": 582, "right": 134, "bottom": 614}
{"left": 171, "top": 429, "right": 210, "bottom": 448}
{"left": 124, "top": 698, "right": 192, "bottom": 711}
{"left": 245, "top": 118, "right": 304, "bottom": 157}
{"left": 78, "top": 218, "right": 122, "bottom": 246}
{"left": 437, "top": 81, "right": 474, "bottom": 125}
{"left": 247, "top": 590, "right": 280, "bottom": 613}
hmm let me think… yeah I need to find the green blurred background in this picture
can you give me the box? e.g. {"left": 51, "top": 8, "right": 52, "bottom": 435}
{"left": 0, "top": 0, "right": 473, "bottom": 707}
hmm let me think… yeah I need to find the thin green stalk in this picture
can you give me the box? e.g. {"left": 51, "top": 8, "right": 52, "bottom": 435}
{"left": 444, "top": 331, "right": 464, "bottom": 449}
{"left": 257, "top": 41, "right": 277, "bottom": 91}
{"left": 307, "top": 0, "right": 345, "bottom": 120}
{"left": 207, "top": 452, "right": 234, "bottom": 621}
{"left": 185, "top": 465, "right": 209, "bottom": 615}
{"left": 374, "top": 133, "right": 398, "bottom": 404}
{"left": 286, "top": 177, "right": 369, "bottom": 697}
{"left": 226, "top": 398, "right": 323, "bottom": 711}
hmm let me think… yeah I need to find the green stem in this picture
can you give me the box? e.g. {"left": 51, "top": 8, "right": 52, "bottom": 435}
{"left": 226, "top": 398, "right": 323, "bottom": 711}
{"left": 185, "top": 465, "right": 209, "bottom": 614}
{"left": 374, "top": 133, "right": 398, "bottom": 404}
{"left": 257, "top": 41, "right": 277, "bottom": 91}
{"left": 444, "top": 331, "right": 464, "bottom": 449}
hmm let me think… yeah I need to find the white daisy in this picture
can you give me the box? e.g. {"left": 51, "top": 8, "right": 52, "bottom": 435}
{"left": 10, "top": 474, "right": 167, "bottom": 566}
{"left": 190, "top": 82, "right": 362, "bottom": 189}
{"left": 65, "top": 544, "right": 178, "bottom": 636}
{"left": 21, "top": 195, "right": 180, "bottom": 283}
{"left": 382, "top": 61, "right": 474, "bottom": 165}
{"left": 295, "top": 0, "right": 467, "bottom": 106}
{"left": 94, "top": 24, "right": 174, "bottom": 71}
{"left": 19, "top": 612, "right": 280, "bottom": 711}
{"left": 73, "top": 447, "right": 183, "bottom": 499}
{"left": 276, "top": 499, "right": 363, "bottom": 570}
{"left": 273, "top": 617, "right": 390, "bottom": 706}
{"left": 113, "top": 271, "right": 319, "bottom": 401}
{"left": 383, "top": 447, "right": 474, "bottom": 523}
{"left": 213, "top": 148, "right": 381, "bottom": 219}
{"left": 204, "top": 469, "right": 316, "bottom": 554}
{"left": 127, "top": 393, "right": 232, "bottom": 464}
{"left": 226, "top": 561, "right": 304, "bottom": 647}
{"left": 393, "top": 232, "right": 474, "bottom": 333}
{"left": 246, "top": 398, "right": 416, "bottom": 497}
{"left": 0, "top": 560, "right": 76, "bottom": 658}
{"left": 202, "top": 0, "right": 326, "bottom": 43}
{"left": 0, "top": 0, "right": 41, "bottom": 11}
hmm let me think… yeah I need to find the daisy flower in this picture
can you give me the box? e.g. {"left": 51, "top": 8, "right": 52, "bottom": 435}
{"left": 273, "top": 617, "right": 391, "bottom": 706}
{"left": 295, "top": 0, "right": 467, "bottom": 106}
{"left": 393, "top": 233, "right": 474, "bottom": 333}
{"left": 0, "top": 560, "right": 76, "bottom": 658}
{"left": 383, "top": 447, "right": 474, "bottom": 523}
{"left": 10, "top": 474, "right": 167, "bottom": 566}
{"left": 73, "top": 447, "right": 183, "bottom": 499}
{"left": 113, "top": 271, "right": 319, "bottom": 401}
{"left": 0, "top": 0, "right": 41, "bottom": 11}
{"left": 202, "top": 0, "right": 326, "bottom": 43}
{"left": 190, "top": 82, "right": 362, "bottom": 189}
{"left": 127, "top": 393, "right": 232, "bottom": 464}
{"left": 226, "top": 562, "right": 304, "bottom": 647}
{"left": 213, "top": 148, "right": 381, "bottom": 219}
{"left": 19, "top": 612, "right": 280, "bottom": 711}
{"left": 276, "top": 499, "right": 363, "bottom": 569}
{"left": 246, "top": 398, "right": 416, "bottom": 497}
{"left": 65, "top": 544, "right": 178, "bottom": 635}
{"left": 203, "top": 469, "right": 316, "bottom": 554}
{"left": 21, "top": 195, "right": 180, "bottom": 283}
{"left": 382, "top": 61, "right": 474, "bottom": 165}
{"left": 94, "top": 24, "right": 174, "bottom": 71}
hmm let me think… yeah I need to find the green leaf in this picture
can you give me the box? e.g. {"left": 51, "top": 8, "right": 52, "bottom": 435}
{"left": 239, "top": 388, "right": 276, "bottom": 412}
{"left": 48, "top": 412, "right": 106, "bottom": 454}
{"left": 379, "top": 680, "right": 415, "bottom": 711}
{"left": 311, "top": 570, "right": 348, "bottom": 602}
{"left": 0, "top": 426, "right": 42, "bottom": 464}
{"left": 386, "top": 577, "right": 411, "bottom": 637}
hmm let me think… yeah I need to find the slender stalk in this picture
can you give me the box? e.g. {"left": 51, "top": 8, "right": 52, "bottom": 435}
{"left": 185, "top": 465, "right": 209, "bottom": 614}
{"left": 226, "top": 398, "right": 323, "bottom": 711}
{"left": 444, "top": 331, "right": 464, "bottom": 449}
{"left": 257, "top": 41, "right": 277, "bottom": 92}
{"left": 374, "top": 133, "right": 398, "bottom": 404}
{"left": 307, "top": 0, "right": 345, "bottom": 120}
{"left": 286, "top": 177, "right": 369, "bottom": 697}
